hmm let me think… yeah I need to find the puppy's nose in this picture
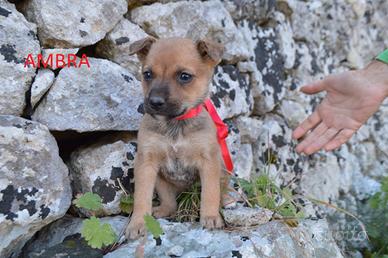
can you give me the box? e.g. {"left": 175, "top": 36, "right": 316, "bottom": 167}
{"left": 149, "top": 96, "right": 165, "bottom": 109}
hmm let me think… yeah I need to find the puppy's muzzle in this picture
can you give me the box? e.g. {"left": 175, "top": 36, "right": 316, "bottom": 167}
{"left": 148, "top": 96, "right": 165, "bottom": 110}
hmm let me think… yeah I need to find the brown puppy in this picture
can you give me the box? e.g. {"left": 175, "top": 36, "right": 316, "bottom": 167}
{"left": 125, "top": 37, "right": 227, "bottom": 240}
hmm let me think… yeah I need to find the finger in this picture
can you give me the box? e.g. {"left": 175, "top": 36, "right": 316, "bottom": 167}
{"left": 300, "top": 79, "right": 327, "bottom": 94}
{"left": 303, "top": 128, "right": 339, "bottom": 155}
{"left": 295, "top": 123, "right": 328, "bottom": 153}
{"left": 292, "top": 111, "right": 321, "bottom": 140}
{"left": 324, "top": 129, "right": 355, "bottom": 151}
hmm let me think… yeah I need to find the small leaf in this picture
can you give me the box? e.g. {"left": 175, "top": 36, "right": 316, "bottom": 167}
{"left": 119, "top": 195, "right": 134, "bottom": 214}
{"left": 144, "top": 214, "right": 163, "bottom": 239}
{"left": 74, "top": 192, "right": 103, "bottom": 211}
{"left": 81, "top": 216, "right": 117, "bottom": 249}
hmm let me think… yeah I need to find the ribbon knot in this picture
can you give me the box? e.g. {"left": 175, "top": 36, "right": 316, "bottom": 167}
{"left": 174, "top": 99, "right": 234, "bottom": 174}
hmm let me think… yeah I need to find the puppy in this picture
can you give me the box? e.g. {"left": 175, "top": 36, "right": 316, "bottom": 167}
{"left": 125, "top": 37, "right": 230, "bottom": 239}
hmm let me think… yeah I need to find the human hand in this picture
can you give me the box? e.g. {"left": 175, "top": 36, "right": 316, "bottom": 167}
{"left": 293, "top": 61, "right": 388, "bottom": 155}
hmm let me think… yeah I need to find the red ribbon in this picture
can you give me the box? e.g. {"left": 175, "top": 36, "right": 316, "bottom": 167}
{"left": 175, "top": 99, "right": 234, "bottom": 174}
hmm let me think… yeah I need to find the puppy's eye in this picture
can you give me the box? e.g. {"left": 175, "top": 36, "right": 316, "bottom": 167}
{"left": 143, "top": 70, "right": 153, "bottom": 81}
{"left": 178, "top": 72, "right": 193, "bottom": 84}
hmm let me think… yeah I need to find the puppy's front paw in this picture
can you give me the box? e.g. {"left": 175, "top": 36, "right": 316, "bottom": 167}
{"left": 125, "top": 217, "right": 146, "bottom": 240}
{"left": 200, "top": 214, "right": 224, "bottom": 229}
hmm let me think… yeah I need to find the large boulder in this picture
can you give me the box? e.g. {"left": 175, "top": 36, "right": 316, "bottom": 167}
{"left": 0, "top": 115, "right": 71, "bottom": 258}
{"left": 105, "top": 219, "right": 343, "bottom": 258}
{"left": 21, "top": 0, "right": 127, "bottom": 48}
{"left": 130, "top": 0, "right": 251, "bottom": 63}
{"left": 32, "top": 58, "right": 144, "bottom": 132}
{"left": 0, "top": 0, "right": 40, "bottom": 115}
{"left": 96, "top": 19, "right": 149, "bottom": 79}
{"left": 68, "top": 133, "right": 137, "bottom": 216}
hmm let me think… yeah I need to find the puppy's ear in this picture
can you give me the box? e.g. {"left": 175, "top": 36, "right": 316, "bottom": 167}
{"left": 129, "top": 37, "right": 156, "bottom": 62}
{"left": 196, "top": 39, "right": 224, "bottom": 66}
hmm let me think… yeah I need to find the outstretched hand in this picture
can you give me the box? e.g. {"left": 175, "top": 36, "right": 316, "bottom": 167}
{"left": 293, "top": 61, "right": 388, "bottom": 155}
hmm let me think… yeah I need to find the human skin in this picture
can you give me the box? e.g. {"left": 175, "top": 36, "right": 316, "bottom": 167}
{"left": 293, "top": 60, "right": 388, "bottom": 155}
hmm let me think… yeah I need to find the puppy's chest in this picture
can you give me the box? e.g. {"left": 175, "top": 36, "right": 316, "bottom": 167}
{"left": 158, "top": 141, "right": 199, "bottom": 184}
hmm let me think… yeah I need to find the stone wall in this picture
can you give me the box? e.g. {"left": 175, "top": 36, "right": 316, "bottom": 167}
{"left": 0, "top": 0, "right": 387, "bottom": 257}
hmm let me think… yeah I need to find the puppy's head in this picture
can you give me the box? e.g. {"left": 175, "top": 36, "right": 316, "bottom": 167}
{"left": 129, "top": 37, "right": 224, "bottom": 118}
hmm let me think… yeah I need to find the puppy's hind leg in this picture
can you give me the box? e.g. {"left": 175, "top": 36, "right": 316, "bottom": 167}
{"left": 153, "top": 175, "right": 178, "bottom": 218}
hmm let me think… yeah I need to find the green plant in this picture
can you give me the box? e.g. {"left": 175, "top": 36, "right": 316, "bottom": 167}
{"left": 175, "top": 182, "right": 201, "bottom": 222}
{"left": 363, "top": 177, "right": 388, "bottom": 258}
{"left": 144, "top": 214, "right": 163, "bottom": 239}
{"left": 120, "top": 195, "right": 134, "bottom": 214}
{"left": 73, "top": 192, "right": 117, "bottom": 249}
{"left": 236, "top": 174, "right": 304, "bottom": 226}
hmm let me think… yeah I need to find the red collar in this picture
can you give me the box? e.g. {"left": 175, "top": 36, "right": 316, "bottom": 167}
{"left": 174, "top": 99, "right": 234, "bottom": 174}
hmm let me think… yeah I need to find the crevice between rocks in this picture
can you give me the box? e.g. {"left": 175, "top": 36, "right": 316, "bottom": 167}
{"left": 52, "top": 130, "right": 137, "bottom": 162}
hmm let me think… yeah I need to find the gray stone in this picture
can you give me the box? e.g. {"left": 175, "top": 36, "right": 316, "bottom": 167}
{"left": 21, "top": 0, "right": 127, "bottom": 48}
{"left": 105, "top": 219, "right": 343, "bottom": 258}
{"left": 30, "top": 69, "right": 55, "bottom": 108}
{"left": 211, "top": 65, "right": 253, "bottom": 120}
{"left": 223, "top": 0, "right": 276, "bottom": 23}
{"left": 32, "top": 58, "right": 144, "bottom": 132}
{"left": 234, "top": 116, "right": 263, "bottom": 144}
{"left": 222, "top": 206, "right": 273, "bottom": 227}
{"left": 0, "top": 115, "right": 71, "bottom": 258}
{"left": 22, "top": 215, "right": 129, "bottom": 256}
{"left": 96, "top": 19, "right": 149, "bottom": 79}
{"left": 41, "top": 48, "right": 79, "bottom": 70}
{"left": 251, "top": 115, "right": 306, "bottom": 187}
{"left": 68, "top": 133, "right": 137, "bottom": 216}
{"left": 130, "top": 0, "right": 251, "bottom": 63}
{"left": 0, "top": 0, "right": 40, "bottom": 115}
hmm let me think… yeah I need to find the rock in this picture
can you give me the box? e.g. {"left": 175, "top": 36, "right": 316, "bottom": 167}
{"left": 211, "top": 65, "right": 253, "bottom": 120}
{"left": 0, "top": 115, "right": 71, "bottom": 258}
{"left": 279, "top": 99, "right": 306, "bottom": 128}
{"left": 0, "top": 0, "right": 40, "bottom": 115}
{"left": 21, "top": 0, "right": 127, "bottom": 48}
{"left": 68, "top": 133, "right": 137, "bottom": 216}
{"left": 251, "top": 115, "right": 305, "bottom": 187}
{"left": 96, "top": 19, "right": 149, "bottom": 79}
{"left": 130, "top": 0, "right": 251, "bottom": 62}
{"left": 21, "top": 215, "right": 128, "bottom": 257}
{"left": 32, "top": 58, "right": 144, "bottom": 132}
{"left": 232, "top": 144, "right": 253, "bottom": 180}
{"left": 41, "top": 48, "right": 79, "bottom": 70}
{"left": 223, "top": 0, "right": 276, "bottom": 23}
{"left": 165, "top": 245, "right": 184, "bottom": 257}
{"left": 105, "top": 219, "right": 343, "bottom": 258}
{"left": 30, "top": 69, "right": 55, "bottom": 108}
{"left": 222, "top": 206, "right": 273, "bottom": 227}
{"left": 234, "top": 116, "right": 263, "bottom": 144}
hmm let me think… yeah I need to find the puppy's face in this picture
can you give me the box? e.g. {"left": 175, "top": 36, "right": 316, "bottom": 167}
{"left": 130, "top": 37, "right": 224, "bottom": 117}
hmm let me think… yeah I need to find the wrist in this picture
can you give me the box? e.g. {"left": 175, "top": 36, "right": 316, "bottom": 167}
{"left": 364, "top": 60, "right": 388, "bottom": 98}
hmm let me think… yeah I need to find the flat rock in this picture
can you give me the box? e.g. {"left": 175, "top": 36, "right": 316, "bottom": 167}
{"left": 68, "top": 133, "right": 137, "bottom": 216}
{"left": 0, "top": 115, "right": 72, "bottom": 258}
{"left": 222, "top": 206, "right": 273, "bottom": 227}
{"left": 105, "top": 219, "right": 343, "bottom": 258}
{"left": 21, "top": 0, "right": 127, "bottom": 48}
{"left": 130, "top": 0, "right": 251, "bottom": 63}
{"left": 32, "top": 58, "right": 144, "bottom": 132}
{"left": 0, "top": 0, "right": 40, "bottom": 115}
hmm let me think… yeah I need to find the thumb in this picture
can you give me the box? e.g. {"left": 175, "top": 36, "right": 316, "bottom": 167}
{"left": 300, "top": 79, "right": 327, "bottom": 95}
